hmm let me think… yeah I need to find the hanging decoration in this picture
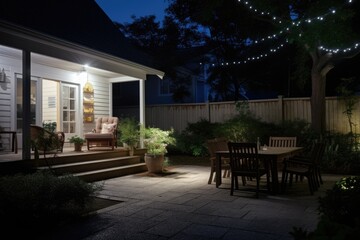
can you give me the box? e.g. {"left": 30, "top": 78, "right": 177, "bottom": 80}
{"left": 83, "top": 71, "right": 94, "bottom": 123}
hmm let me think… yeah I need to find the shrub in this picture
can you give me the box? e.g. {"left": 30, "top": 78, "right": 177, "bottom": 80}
{"left": 175, "top": 115, "right": 317, "bottom": 157}
{"left": 322, "top": 132, "right": 360, "bottom": 174}
{"left": 290, "top": 176, "right": 360, "bottom": 239}
{"left": 318, "top": 176, "right": 360, "bottom": 227}
{"left": 0, "top": 170, "right": 102, "bottom": 235}
{"left": 176, "top": 119, "right": 222, "bottom": 156}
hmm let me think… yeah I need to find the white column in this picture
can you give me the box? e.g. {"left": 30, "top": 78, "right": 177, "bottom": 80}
{"left": 139, "top": 79, "right": 145, "bottom": 148}
{"left": 109, "top": 82, "right": 113, "bottom": 116}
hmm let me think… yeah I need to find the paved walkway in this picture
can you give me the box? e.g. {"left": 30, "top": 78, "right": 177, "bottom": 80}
{"left": 47, "top": 165, "right": 343, "bottom": 240}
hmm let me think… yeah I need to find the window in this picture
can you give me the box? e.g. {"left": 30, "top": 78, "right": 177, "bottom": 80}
{"left": 159, "top": 77, "right": 173, "bottom": 96}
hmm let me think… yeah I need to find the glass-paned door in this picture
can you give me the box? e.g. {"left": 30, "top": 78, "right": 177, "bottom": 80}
{"left": 16, "top": 74, "right": 42, "bottom": 132}
{"left": 62, "top": 84, "right": 79, "bottom": 139}
{"left": 42, "top": 79, "right": 60, "bottom": 131}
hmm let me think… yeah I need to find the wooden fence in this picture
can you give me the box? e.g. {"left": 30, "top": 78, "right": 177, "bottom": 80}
{"left": 114, "top": 96, "right": 360, "bottom": 134}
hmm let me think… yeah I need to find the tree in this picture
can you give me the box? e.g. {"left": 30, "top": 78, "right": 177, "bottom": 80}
{"left": 166, "top": 0, "right": 279, "bottom": 101}
{"left": 167, "top": 0, "right": 360, "bottom": 134}
{"left": 277, "top": 0, "right": 360, "bottom": 135}
{"left": 116, "top": 15, "right": 206, "bottom": 102}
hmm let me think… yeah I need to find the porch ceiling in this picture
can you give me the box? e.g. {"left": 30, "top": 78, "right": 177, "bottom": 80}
{"left": 0, "top": 21, "right": 164, "bottom": 80}
{"left": 0, "top": 44, "right": 132, "bottom": 80}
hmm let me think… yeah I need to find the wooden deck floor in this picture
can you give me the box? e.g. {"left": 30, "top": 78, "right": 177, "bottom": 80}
{"left": 0, "top": 146, "right": 132, "bottom": 162}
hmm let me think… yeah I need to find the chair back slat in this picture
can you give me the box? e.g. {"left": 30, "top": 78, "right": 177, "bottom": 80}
{"left": 206, "top": 137, "right": 228, "bottom": 158}
{"left": 269, "top": 136, "right": 297, "bottom": 147}
{"left": 310, "top": 142, "right": 326, "bottom": 165}
{"left": 228, "top": 142, "right": 259, "bottom": 172}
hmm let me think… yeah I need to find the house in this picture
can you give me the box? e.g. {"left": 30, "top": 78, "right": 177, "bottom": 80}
{"left": 0, "top": 0, "right": 164, "bottom": 159}
{"left": 112, "top": 48, "right": 210, "bottom": 118}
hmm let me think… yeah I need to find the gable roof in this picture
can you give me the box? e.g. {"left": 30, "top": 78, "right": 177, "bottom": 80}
{"left": 0, "top": 0, "right": 161, "bottom": 71}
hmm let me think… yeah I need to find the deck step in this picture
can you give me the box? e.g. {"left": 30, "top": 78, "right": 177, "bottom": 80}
{"left": 34, "top": 148, "right": 148, "bottom": 182}
{"left": 38, "top": 156, "right": 142, "bottom": 174}
{"left": 73, "top": 163, "right": 147, "bottom": 182}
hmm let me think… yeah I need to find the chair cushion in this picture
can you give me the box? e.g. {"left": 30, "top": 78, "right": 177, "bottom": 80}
{"left": 100, "top": 123, "right": 116, "bottom": 133}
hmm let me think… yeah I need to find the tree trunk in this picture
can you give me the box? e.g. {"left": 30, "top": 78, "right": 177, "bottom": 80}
{"left": 308, "top": 48, "right": 334, "bottom": 135}
{"left": 310, "top": 71, "right": 326, "bottom": 135}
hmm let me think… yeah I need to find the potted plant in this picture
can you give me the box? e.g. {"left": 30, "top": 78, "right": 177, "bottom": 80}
{"left": 42, "top": 121, "right": 57, "bottom": 132}
{"left": 142, "top": 126, "right": 176, "bottom": 173}
{"left": 68, "top": 135, "right": 86, "bottom": 152}
{"left": 118, "top": 117, "right": 140, "bottom": 156}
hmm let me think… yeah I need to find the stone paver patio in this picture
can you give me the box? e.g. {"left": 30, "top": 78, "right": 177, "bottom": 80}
{"left": 47, "top": 165, "right": 344, "bottom": 240}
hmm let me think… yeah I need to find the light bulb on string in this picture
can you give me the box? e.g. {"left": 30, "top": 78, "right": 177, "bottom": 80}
{"left": 204, "top": 0, "right": 358, "bottom": 68}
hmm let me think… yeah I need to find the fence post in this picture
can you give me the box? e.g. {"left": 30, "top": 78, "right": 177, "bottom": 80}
{"left": 278, "top": 95, "right": 284, "bottom": 123}
{"left": 206, "top": 101, "right": 211, "bottom": 122}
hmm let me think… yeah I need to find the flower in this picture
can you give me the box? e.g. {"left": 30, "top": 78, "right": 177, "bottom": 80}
{"left": 142, "top": 127, "right": 176, "bottom": 155}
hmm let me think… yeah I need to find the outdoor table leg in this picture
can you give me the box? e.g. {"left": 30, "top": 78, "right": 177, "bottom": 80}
{"left": 13, "top": 132, "right": 18, "bottom": 154}
{"left": 260, "top": 155, "right": 280, "bottom": 194}
{"left": 271, "top": 156, "right": 279, "bottom": 193}
{"left": 216, "top": 153, "right": 222, "bottom": 188}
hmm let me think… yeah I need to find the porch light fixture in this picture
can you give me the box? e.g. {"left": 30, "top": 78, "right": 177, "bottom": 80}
{"left": 0, "top": 68, "right": 6, "bottom": 82}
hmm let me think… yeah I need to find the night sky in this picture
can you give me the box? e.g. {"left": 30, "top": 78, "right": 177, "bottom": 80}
{"left": 95, "top": 0, "right": 168, "bottom": 24}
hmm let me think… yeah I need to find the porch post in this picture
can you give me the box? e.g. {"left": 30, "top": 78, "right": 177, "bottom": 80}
{"left": 22, "top": 50, "right": 31, "bottom": 160}
{"left": 139, "top": 78, "right": 145, "bottom": 148}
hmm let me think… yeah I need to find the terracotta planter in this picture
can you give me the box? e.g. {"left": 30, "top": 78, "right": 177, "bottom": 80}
{"left": 74, "top": 143, "right": 83, "bottom": 152}
{"left": 144, "top": 154, "right": 164, "bottom": 173}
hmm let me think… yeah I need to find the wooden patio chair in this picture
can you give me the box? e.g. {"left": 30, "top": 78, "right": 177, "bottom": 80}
{"left": 228, "top": 142, "right": 270, "bottom": 198}
{"left": 269, "top": 136, "right": 297, "bottom": 148}
{"left": 281, "top": 142, "right": 326, "bottom": 195}
{"left": 30, "top": 125, "right": 65, "bottom": 159}
{"left": 84, "top": 116, "right": 119, "bottom": 150}
{"left": 206, "top": 137, "right": 231, "bottom": 184}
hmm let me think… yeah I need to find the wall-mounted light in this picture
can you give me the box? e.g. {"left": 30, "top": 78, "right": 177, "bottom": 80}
{"left": 0, "top": 68, "right": 7, "bottom": 82}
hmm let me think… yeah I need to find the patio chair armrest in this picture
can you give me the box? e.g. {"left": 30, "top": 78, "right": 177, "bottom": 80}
{"left": 284, "top": 158, "right": 314, "bottom": 167}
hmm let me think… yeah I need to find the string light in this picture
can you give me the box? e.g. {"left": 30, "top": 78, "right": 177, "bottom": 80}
{"left": 203, "top": 0, "right": 358, "bottom": 66}
{"left": 202, "top": 41, "right": 288, "bottom": 67}
{"left": 319, "top": 43, "right": 359, "bottom": 53}
{"left": 239, "top": 0, "right": 348, "bottom": 47}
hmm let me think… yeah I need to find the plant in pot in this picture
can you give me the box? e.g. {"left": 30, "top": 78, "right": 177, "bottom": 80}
{"left": 118, "top": 117, "right": 140, "bottom": 156}
{"left": 68, "top": 135, "right": 86, "bottom": 152}
{"left": 142, "top": 126, "right": 176, "bottom": 173}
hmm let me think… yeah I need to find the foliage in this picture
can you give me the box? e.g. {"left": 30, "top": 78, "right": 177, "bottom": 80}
{"left": 337, "top": 77, "right": 360, "bottom": 135}
{"left": 0, "top": 170, "right": 102, "bottom": 236}
{"left": 68, "top": 135, "right": 86, "bottom": 144}
{"left": 118, "top": 117, "right": 140, "bottom": 147}
{"left": 175, "top": 118, "right": 222, "bottom": 156}
{"left": 42, "top": 120, "right": 57, "bottom": 132}
{"left": 32, "top": 128, "right": 62, "bottom": 159}
{"left": 117, "top": 13, "right": 205, "bottom": 103}
{"left": 175, "top": 108, "right": 318, "bottom": 158}
{"left": 319, "top": 176, "right": 360, "bottom": 226}
{"left": 323, "top": 132, "right": 360, "bottom": 174}
{"left": 142, "top": 126, "right": 176, "bottom": 155}
{"left": 290, "top": 176, "right": 360, "bottom": 240}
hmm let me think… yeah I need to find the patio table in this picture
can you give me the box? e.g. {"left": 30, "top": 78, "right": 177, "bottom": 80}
{"left": 215, "top": 146, "right": 304, "bottom": 194}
